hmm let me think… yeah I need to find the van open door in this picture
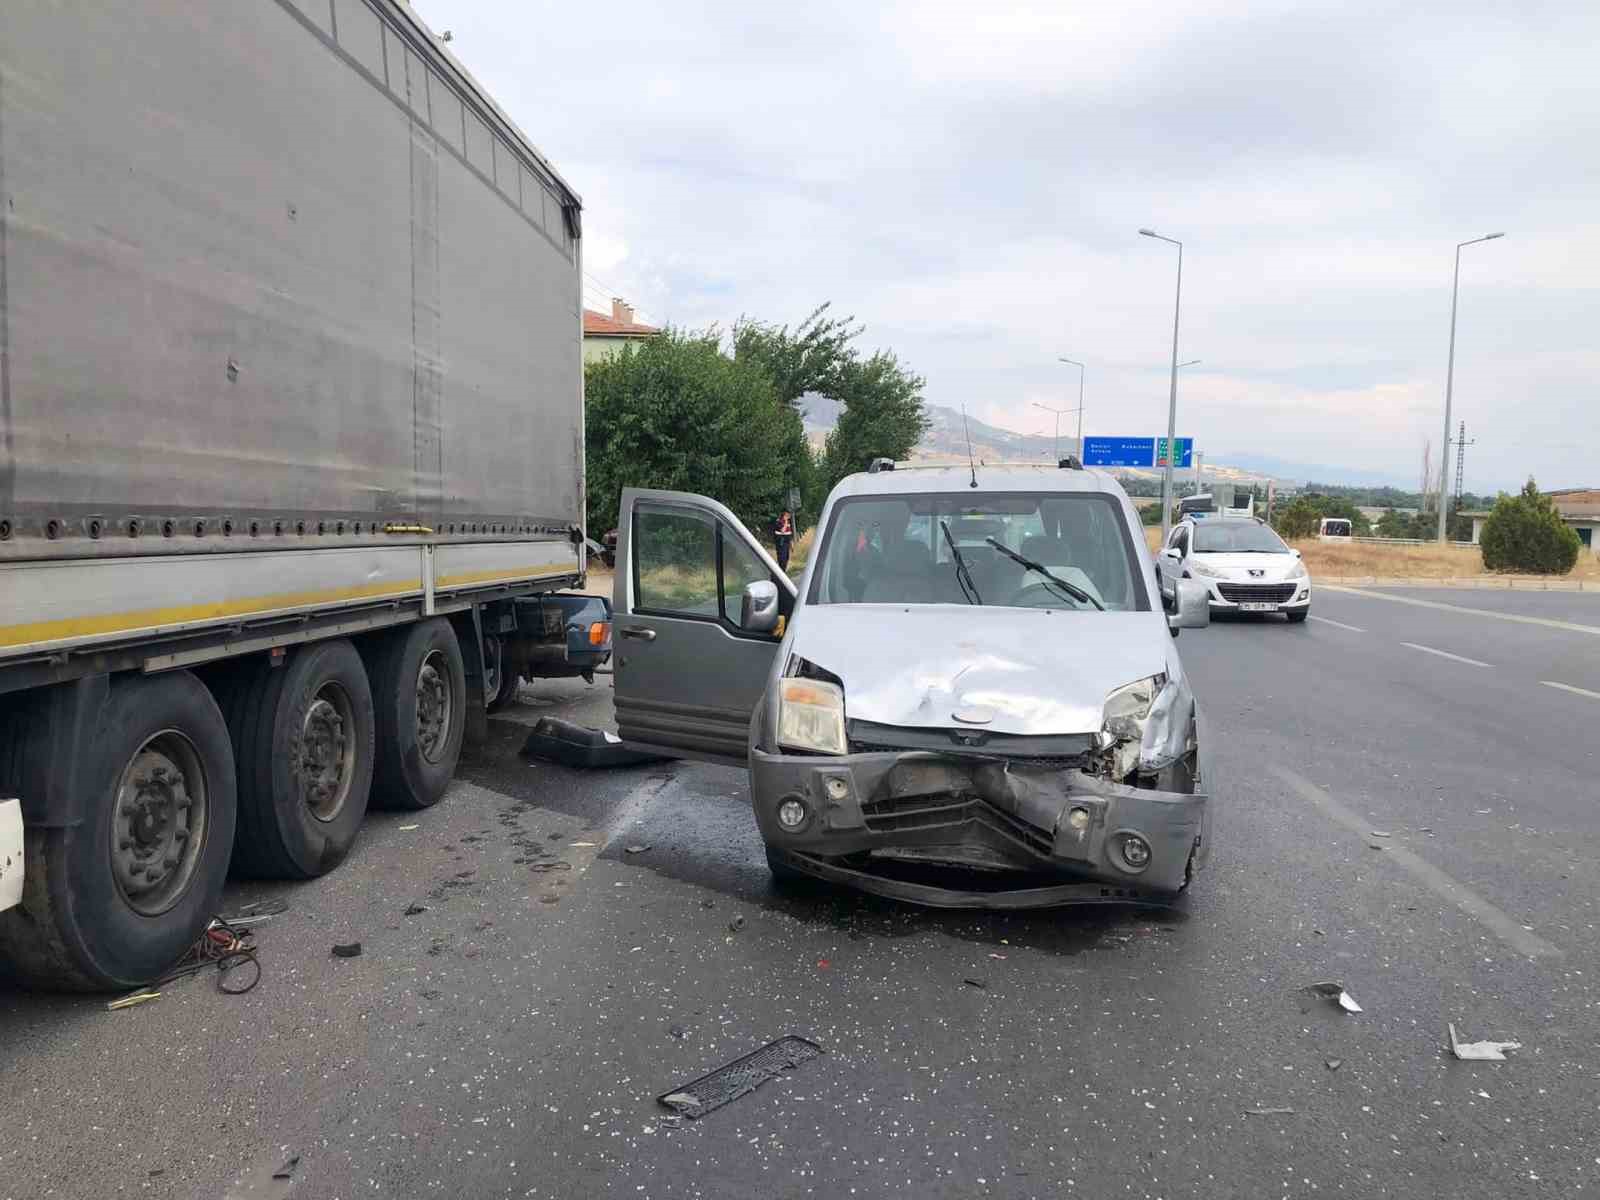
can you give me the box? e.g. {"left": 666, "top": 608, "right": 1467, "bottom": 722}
{"left": 611, "top": 489, "right": 797, "bottom": 766}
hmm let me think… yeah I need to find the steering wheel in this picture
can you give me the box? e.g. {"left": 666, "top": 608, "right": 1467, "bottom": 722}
{"left": 1006, "top": 580, "right": 1091, "bottom": 609}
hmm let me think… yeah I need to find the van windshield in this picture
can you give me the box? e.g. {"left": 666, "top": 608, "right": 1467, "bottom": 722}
{"left": 808, "top": 493, "right": 1147, "bottom": 611}
{"left": 1192, "top": 522, "right": 1288, "bottom": 553}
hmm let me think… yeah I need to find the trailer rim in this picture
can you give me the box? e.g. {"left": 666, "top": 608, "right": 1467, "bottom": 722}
{"left": 110, "top": 730, "right": 210, "bottom": 917}
{"left": 301, "top": 683, "right": 358, "bottom": 823}
{"left": 416, "top": 651, "right": 453, "bottom": 764}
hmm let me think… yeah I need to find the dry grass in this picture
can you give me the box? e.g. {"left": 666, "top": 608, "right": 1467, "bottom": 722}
{"left": 1141, "top": 525, "right": 1600, "bottom": 580}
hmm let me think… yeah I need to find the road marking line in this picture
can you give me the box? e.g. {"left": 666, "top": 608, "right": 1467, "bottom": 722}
{"left": 1308, "top": 615, "right": 1365, "bottom": 633}
{"left": 1541, "top": 679, "right": 1600, "bottom": 701}
{"left": 1322, "top": 585, "right": 1600, "bottom": 637}
{"left": 1400, "top": 641, "right": 1490, "bottom": 668}
{"left": 1267, "top": 765, "right": 1562, "bottom": 959}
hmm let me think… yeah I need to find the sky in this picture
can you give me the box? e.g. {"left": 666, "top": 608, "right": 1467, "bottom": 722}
{"left": 415, "top": 0, "right": 1599, "bottom": 492}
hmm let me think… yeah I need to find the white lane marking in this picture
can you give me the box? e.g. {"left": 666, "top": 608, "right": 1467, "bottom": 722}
{"left": 1322, "top": 585, "right": 1600, "bottom": 637}
{"left": 1400, "top": 641, "right": 1490, "bottom": 668}
{"left": 1308, "top": 615, "right": 1365, "bottom": 633}
{"left": 1541, "top": 679, "right": 1600, "bottom": 701}
{"left": 1268, "top": 764, "right": 1562, "bottom": 959}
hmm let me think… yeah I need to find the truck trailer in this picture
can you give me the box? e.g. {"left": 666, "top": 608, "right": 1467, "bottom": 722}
{"left": 0, "top": 0, "right": 601, "bottom": 988}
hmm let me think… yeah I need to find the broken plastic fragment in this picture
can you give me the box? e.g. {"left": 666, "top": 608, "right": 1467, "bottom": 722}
{"left": 272, "top": 1155, "right": 300, "bottom": 1181}
{"left": 398, "top": 824, "right": 419, "bottom": 832}
{"left": 661, "top": 1092, "right": 701, "bottom": 1115}
{"left": 1305, "top": 982, "right": 1362, "bottom": 1013}
{"left": 1370, "top": 830, "right": 1392, "bottom": 838}
{"left": 1244, "top": 1107, "right": 1295, "bottom": 1116}
{"left": 625, "top": 844, "right": 652, "bottom": 854}
{"left": 331, "top": 942, "right": 363, "bottom": 958}
{"left": 1448, "top": 1022, "right": 1522, "bottom": 1061}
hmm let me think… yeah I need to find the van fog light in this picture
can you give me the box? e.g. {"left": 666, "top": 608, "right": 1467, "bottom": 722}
{"left": 1120, "top": 834, "right": 1152, "bottom": 871}
{"left": 777, "top": 798, "right": 809, "bottom": 830}
{"left": 823, "top": 777, "right": 850, "bottom": 802}
{"left": 1066, "top": 806, "right": 1091, "bottom": 832}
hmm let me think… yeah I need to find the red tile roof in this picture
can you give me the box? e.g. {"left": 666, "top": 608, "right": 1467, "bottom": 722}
{"left": 583, "top": 309, "right": 660, "bottom": 338}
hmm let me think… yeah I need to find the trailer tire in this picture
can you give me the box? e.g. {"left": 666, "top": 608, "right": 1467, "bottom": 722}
{"left": 219, "top": 641, "right": 375, "bottom": 880}
{"left": 0, "top": 672, "right": 236, "bottom": 991}
{"left": 366, "top": 619, "right": 466, "bottom": 810}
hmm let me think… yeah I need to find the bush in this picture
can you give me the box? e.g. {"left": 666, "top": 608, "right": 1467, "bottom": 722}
{"left": 1479, "top": 479, "right": 1581, "bottom": 574}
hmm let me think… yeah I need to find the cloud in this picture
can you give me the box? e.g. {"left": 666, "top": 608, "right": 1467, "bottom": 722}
{"left": 414, "top": 0, "right": 1599, "bottom": 491}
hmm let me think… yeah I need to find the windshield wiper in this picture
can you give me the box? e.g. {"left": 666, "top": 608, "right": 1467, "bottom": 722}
{"left": 985, "top": 537, "right": 1106, "bottom": 611}
{"left": 940, "top": 520, "right": 983, "bottom": 605}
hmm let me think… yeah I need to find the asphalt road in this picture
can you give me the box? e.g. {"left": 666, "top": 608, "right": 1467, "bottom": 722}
{"left": 3, "top": 585, "right": 1599, "bottom": 1199}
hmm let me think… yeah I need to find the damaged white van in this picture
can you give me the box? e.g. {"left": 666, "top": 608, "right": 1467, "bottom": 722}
{"left": 611, "top": 459, "right": 1214, "bottom": 908}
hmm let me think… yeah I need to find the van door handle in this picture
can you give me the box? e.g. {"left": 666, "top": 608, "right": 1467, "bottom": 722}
{"left": 620, "top": 626, "right": 656, "bottom": 641}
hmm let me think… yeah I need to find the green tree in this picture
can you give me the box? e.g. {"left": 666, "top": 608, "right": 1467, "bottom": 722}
{"left": 816, "top": 350, "right": 929, "bottom": 500}
{"left": 1479, "top": 478, "right": 1581, "bottom": 574}
{"left": 583, "top": 330, "right": 800, "bottom": 537}
{"left": 732, "top": 304, "right": 861, "bottom": 409}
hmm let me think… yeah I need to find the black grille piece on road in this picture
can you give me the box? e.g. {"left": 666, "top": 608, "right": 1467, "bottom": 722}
{"left": 658, "top": 1036, "right": 824, "bottom": 1119}
{"left": 1216, "top": 582, "right": 1296, "bottom": 603}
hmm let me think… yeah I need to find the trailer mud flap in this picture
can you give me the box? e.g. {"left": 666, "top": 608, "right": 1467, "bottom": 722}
{"left": 0, "top": 799, "right": 23, "bottom": 913}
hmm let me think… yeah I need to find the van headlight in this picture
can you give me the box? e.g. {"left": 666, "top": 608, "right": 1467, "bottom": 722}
{"left": 777, "top": 678, "right": 847, "bottom": 755}
{"left": 1102, "top": 674, "right": 1167, "bottom": 741}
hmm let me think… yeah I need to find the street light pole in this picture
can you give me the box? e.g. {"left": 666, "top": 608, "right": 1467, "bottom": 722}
{"left": 1058, "top": 358, "right": 1085, "bottom": 454}
{"left": 1032, "top": 400, "right": 1078, "bottom": 463}
{"left": 1437, "top": 232, "right": 1504, "bottom": 543}
{"left": 1141, "top": 229, "right": 1183, "bottom": 539}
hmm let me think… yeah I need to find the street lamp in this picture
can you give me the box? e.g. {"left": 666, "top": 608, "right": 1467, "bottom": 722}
{"left": 1058, "top": 357, "right": 1085, "bottom": 455}
{"left": 1140, "top": 228, "right": 1183, "bottom": 539}
{"left": 1437, "top": 232, "right": 1505, "bottom": 543}
{"left": 1032, "top": 400, "right": 1079, "bottom": 463}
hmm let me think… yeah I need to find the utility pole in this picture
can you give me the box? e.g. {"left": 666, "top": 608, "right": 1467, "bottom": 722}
{"left": 1453, "top": 420, "right": 1475, "bottom": 505}
{"left": 1140, "top": 229, "right": 1184, "bottom": 539}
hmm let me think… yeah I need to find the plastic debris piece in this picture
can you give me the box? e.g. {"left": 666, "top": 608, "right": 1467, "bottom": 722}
{"left": 398, "top": 824, "right": 419, "bottom": 831}
{"left": 817, "top": 959, "right": 830, "bottom": 970}
{"left": 988, "top": 953, "right": 1008, "bottom": 960}
{"left": 106, "top": 990, "right": 161, "bottom": 1011}
{"left": 963, "top": 977, "right": 988, "bottom": 989}
{"left": 728, "top": 916, "right": 745, "bottom": 933}
{"left": 528, "top": 861, "right": 572, "bottom": 873}
{"left": 1305, "top": 982, "right": 1362, "bottom": 1013}
{"left": 331, "top": 942, "right": 363, "bottom": 958}
{"left": 1325, "top": 1058, "right": 1343, "bottom": 1071}
{"left": 1448, "top": 1022, "right": 1522, "bottom": 1061}
{"left": 539, "top": 894, "right": 560, "bottom": 905}
{"left": 1244, "top": 1107, "right": 1295, "bottom": 1116}
{"left": 1370, "top": 830, "right": 1392, "bottom": 838}
{"left": 403, "top": 903, "right": 427, "bottom": 916}
{"left": 669, "top": 1025, "right": 687, "bottom": 1039}
{"left": 625, "top": 844, "right": 652, "bottom": 854}
{"left": 657, "top": 1036, "right": 823, "bottom": 1119}
{"left": 272, "top": 1155, "right": 300, "bottom": 1181}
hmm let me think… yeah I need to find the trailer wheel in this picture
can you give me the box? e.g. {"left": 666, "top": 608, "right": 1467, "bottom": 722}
{"left": 219, "top": 640, "right": 375, "bottom": 880}
{"left": 366, "top": 619, "right": 466, "bottom": 810}
{"left": 0, "top": 672, "right": 236, "bottom": 991}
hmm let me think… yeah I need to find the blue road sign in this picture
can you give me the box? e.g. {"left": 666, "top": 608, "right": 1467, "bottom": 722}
{"left": 1082, "top": 436, "right": 1156, "bottom": 467}
{"left": 1155, "top": 437, "right": 1194, "bottom": 469}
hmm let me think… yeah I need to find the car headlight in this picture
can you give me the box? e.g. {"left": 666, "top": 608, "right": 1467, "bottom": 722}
{"left": 1189, "top": 562, "right": 1225, "bottom": 578}
{"left": 1102, "top": 674, "right": 1167, "bottom": 741}
{"left": 1287, "top": 560, "right": 1308, "bottom": 579}
{"left": 777, "top": 678, "right": 847, "bottom": 755}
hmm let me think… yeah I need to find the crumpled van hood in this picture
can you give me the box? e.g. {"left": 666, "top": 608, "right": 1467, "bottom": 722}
{"left": 786, "top": 604, "right": 1169, "bottom": 736}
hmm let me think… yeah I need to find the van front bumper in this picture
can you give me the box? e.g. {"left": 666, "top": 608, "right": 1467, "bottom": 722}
{"left": 750, "top": 748, "right": 1206, "bottom": 905}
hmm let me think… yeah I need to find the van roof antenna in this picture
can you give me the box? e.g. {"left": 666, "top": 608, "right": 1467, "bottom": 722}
{"left": 961, "top": 406, "right": 979, "bottom": 489}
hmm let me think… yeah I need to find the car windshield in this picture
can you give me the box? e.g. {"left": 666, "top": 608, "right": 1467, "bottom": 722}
{"left": 808, "top": 492, "right": 1145, "bottom": 611}
{"left": 1192, "top": 521, "right": 1288, "bottom": 553}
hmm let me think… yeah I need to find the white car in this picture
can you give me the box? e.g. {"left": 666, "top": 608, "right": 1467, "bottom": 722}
{"left": 1156, "top": 517, "right": 1311, "bottom": 622}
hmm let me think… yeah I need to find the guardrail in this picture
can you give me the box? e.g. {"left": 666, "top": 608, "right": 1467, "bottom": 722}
{"left": 1344, "top": 536, "right": 1477, "bottom": 547}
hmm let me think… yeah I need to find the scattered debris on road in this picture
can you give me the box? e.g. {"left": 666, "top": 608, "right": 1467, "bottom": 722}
{"left": 272, "top": 1154, "right": 300, "bottom": 1181}
{"left": 106, "top": 989, "right": 161, "bottom": 1011}
{"left": 1304, "top": 982, "right": 1363, "bottom": 1013}
{"left": 625, "top": 844, "right": 653, "bottom": 854}
{"left": 963, "top": 977, "right": 988, "bottom": 989}
{"left": 403, "top": 903, "right": 428, "bottom": 917}
{"left": 1325, "top": 1058, "right": 1343, "bottom": 1071}
{"left": 728, "top": 916, "right": 745, "bottom": 933}
{"left": 1448, "top": 1023, "right": 1522, "bottom": 1061}
{"left": 331, "top": 942, "right": 363, "bottom": 958}
{"left": 1244, "top": 1107, "right": 1296, "bottom": 1116}
{"left": 1369, "top": 830, "right": 1392, "bottom": 838}
{"left": 657, "top": 1036, "right": 824, "bottom": 1120}
{"left": 398, "top": 824, "right": 419, "bottom": 831}
{"left": 521, "top": 716, "right": 666, "bottom": 768}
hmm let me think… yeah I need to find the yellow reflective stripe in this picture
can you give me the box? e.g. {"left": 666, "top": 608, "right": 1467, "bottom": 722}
{"left": 0, "top": 563, "right": 577, "bottom": 650}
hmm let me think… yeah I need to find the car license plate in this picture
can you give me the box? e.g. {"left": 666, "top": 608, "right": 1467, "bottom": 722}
{"left": 1239, "top": 601, "right": 1277, "bottom": 612}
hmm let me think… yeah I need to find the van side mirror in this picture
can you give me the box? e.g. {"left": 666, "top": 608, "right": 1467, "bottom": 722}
{"left": 1168, "top": 579, "right": 1210, "bottom": 636}
{"left": 740, "top": 580, "right": 780, "bottom": 633}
